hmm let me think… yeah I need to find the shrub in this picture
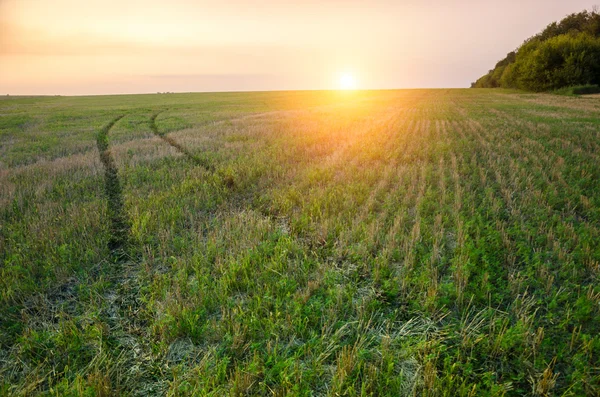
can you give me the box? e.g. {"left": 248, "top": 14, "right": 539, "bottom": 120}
{"left": 554, "top": 84, "right": 600, "bottom": 96}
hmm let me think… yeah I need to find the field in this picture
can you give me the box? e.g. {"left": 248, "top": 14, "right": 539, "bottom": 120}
{"left": 1, "top": 89, "right": 600, "bottom": 396}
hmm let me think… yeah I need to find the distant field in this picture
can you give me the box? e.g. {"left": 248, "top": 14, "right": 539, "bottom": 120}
{"left": 1, "top": 89, "right": 599, "bottom": 396}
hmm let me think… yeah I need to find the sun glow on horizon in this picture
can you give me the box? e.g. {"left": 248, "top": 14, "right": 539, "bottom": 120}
{"left": 338, "top": 72, "right": 357, "bottom": 90}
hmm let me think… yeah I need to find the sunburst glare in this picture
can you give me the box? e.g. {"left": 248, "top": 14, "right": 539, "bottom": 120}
{"left": 339, "top": 72, "right": 357, "bottom": 90}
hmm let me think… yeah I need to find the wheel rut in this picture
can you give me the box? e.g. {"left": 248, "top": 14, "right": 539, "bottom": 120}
{"left": 96, "top": 115, "right": 129, "bottom": 255}
{"left": 150, "top": 112, "right": 214, "bottom": 171}
{"left": 96, "top": 114, "right": 163, "bottom": 394}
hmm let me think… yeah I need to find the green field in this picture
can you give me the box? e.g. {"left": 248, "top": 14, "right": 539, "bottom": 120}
{"left": 1, "top": 89, "right": 600, "bottom": 396}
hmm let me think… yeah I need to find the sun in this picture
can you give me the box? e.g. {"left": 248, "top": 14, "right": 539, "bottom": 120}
{"left": 339, "top": 72, "right": 357, "bottom": 90}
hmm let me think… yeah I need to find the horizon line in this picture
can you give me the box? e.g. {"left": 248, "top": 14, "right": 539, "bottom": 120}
{"left": 2, "top": 86, "right": 476, "bottom": 97}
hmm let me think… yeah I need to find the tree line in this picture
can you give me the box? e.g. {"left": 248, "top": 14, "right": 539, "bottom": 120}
{"left": 472, "top": 9, "right": 600, "bottom": 91}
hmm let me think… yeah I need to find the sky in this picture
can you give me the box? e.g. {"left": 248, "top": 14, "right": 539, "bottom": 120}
{"left": 0, "top": 0, "right": 598, "bottom": 95}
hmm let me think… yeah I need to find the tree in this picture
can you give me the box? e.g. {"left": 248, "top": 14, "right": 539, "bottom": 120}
{"left": 472, "top": 9, "right": 600, "bottom": 91}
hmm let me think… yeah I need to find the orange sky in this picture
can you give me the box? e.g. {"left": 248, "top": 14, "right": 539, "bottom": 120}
{"left": 1, "top": 0, "right": 598, "bottom": 95}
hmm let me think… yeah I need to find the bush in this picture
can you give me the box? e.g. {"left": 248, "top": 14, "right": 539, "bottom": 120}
{"left": 554, "top": 84, "right": 600, "bottom": 95}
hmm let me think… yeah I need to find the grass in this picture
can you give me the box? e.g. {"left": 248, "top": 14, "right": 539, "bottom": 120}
{"left": 1, "top": 89, "right": 599, "bottom": 395}
{"left": 553, "top": 84, "right": 600, "bottom": 96}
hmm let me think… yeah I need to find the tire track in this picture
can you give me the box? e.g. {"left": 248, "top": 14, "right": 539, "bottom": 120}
{"left": 97, "top": 115, "right": 161, "bottom": 394}
{"left": 150, "top": 112, "right": 214, "bottom": 171}
{"left": 97, "top": 115, "right": 129, "bottom": 254}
